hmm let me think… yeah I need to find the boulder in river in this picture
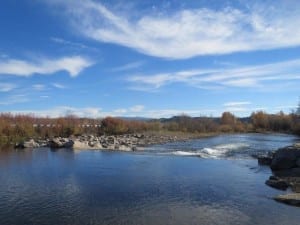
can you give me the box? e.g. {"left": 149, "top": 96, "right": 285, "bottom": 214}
{"left": 296, "top": 159, "right": 300, "bottom": 167}
{"left": 270, "top": 145, "right": 300, "bottom": 170}
{"left": 260, "top": 144, "right": 300, "bottom": 206}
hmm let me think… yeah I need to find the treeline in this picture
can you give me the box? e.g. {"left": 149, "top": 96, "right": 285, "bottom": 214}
{"left": 0, "top": 110, "right": 300, "bottom": 145}
{"left": 0, "top": 113, "right": 101, "bottom": 144}
{"left": 162, "top": 111, "right": 300, "bottom": 135}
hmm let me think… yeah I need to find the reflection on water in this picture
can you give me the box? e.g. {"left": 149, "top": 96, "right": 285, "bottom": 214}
{"left": 0, "top": 134, "right": 300, "bottom": 225}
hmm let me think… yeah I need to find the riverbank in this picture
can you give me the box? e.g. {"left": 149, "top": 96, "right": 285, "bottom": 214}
{"left": 257, "top": 143, "right": 300, "bottom": 206}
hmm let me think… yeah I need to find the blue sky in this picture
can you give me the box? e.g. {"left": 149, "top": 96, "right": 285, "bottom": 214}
{"left": 0, "top": 0, "right": 299, "bottom": 118}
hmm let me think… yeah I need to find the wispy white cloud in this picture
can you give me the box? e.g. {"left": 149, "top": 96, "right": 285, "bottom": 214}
{"left": 0, "top": 95, "right": 29, "bottom": 105}
{"left": 222, "top": 79, "right": 259, "bottom": 88}
{"left": 128, "top": 59, "right": 300, "bottom": 90}
{"left": 5, "top": 106, "right": 216, "bottom": 118}
{"left": 52, "top": 83, "right": 67, "bottom": 89}
{"left": 0, "top": 83, "right": 16, "bottom": 92}
{"left": 112, "top": 105, "right": 212, "bottom": 118}
{"left": 2, "top": 104, "right": 294, "bottom": 118}
{"left": 114, "top": 105, "right": 145, "bottom": 115}
{"left": 114, "top": 108, "right": 127, "bottom": 114}
{"left": 129, "top": 105, "right": 145, "bottom": 112}
{"left": 223, "top": 102, "right": 251, "bottom": 107}
{"left": 275, "top": 105, "right": 297, "bottom": 110}
{"left": 0, "top": 56, "right": 93, "bottom": 77}
{"left": 7, "top": 106, "right": 103, "bottom": 118}
{"left": 51, "top": 37, "right": 98, "bottom": 51}
{"left": 51, "top": 0, "right": 300, "bottom": 59}
{"left": 32, "top": 84, "right": 46, "bottom": 91}
{"left": 111, "top": 61, "right": 144, "bottom": 72}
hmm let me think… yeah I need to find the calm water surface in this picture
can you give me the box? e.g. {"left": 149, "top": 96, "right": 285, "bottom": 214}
{"left": 0, "top": 133, "right": 299, "bottom": 225}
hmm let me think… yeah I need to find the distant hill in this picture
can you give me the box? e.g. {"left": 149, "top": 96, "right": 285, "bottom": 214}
{"left": 116, "top": 117, "right": 153, "bottom": 121}
{"left": 159, "top": 115, "right": 251, "bottom": 123}
{"left": 118, "top": 115, "right": 252, "bottom": 123}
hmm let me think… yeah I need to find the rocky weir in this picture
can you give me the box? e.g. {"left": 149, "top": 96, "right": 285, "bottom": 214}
{"left": 257, "top": 143, "right": 300, "bottom": 207}
{"left": 15, "top": 134, "right": 183, "bottom": 151}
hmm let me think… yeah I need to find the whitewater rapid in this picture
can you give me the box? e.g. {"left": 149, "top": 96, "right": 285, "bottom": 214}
{"left": 167, "top": 143, "right": 250, "bottom": 158}
{"left": 144, "top": 133, "right": 299, "bottom": 159}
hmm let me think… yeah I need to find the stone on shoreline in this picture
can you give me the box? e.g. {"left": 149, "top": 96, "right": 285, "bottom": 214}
{"left": 116, "top": 145, "right": 133, "bottom": 151}
{"left": 73, "top": 140, "right": 102, "bottom": 150}
{"left": 259, "top": 143, "right": 300, "bottom": 206}
{"left": 274, "top": 193, "right": 300, "bottom": 207}
{"left": 265, "top": 176, "right": 289, "bottom": 190}
{"left": 49, "top": 138, "right": 74, "bottom": 148}
{"left": 14, "top": 133, "right": 193, "bottom": 152}
{"left": 23, "top": 139, "right": 40, "bottom": 148}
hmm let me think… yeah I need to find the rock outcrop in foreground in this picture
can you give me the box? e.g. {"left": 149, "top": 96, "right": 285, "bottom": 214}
{"left": 260, "top": 143, "right": 300, "bottom": 207}
{"left": 274, "top": 193, "right": 300, "bottom": 206}
{"left": 271, "top": 145, "right": 300, "bottom": 170}
{"left": 16, "top": 134, "right": 182, "bottom": 151}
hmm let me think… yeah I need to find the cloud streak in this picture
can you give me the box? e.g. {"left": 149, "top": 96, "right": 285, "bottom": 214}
{"left": 0, "top": 95, "right": 29, "bottom": 105}
{"left": 32, "top": 84, "right": 46, "bottom": 91}
{"left": 53, "top": 0, "right": 300, "bottom": 59}
{"left": 111, "top": 61, "right": 144, "bottom": 72}
{"left": 223, "top": 102, "right": 251, "bottom": 107}
{"left": 127, "top": 58, "right": 300, "bottom": 90}
{"left": 0, "top": 83, "right": 16, "bottom": 92}
{"left": 0, "top": 56, "right": 93, "bottom": 77}
{"left": 51, "top": 37, "right": 98, "bottom": 52}
{"left": 6, "top": 106, "right": 103, "bottom": 118}
{"left": 2, "top": 104, "right": 294, "bottom": 118}
{"left": 52, "top": 83, "right": 67, "bottom": 89}
{"left": 4, "top": 106, "right": 216, "bottom": 118}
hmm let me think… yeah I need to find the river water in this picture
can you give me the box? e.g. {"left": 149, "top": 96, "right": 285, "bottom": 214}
{"left": 0, "top": 133, "right": 299, "bottom": 225}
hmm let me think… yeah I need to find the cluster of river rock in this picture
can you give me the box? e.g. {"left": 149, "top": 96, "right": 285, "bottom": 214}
{"left": 257, "top": 143, "right": 300, "bottom": 207}
{"left": 16, "top": 134, "right": 181, "bottom": 151}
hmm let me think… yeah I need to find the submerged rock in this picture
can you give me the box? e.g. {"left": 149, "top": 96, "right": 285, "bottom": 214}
{"left": 274, "top": 193, "right": 300, "bottom": 207}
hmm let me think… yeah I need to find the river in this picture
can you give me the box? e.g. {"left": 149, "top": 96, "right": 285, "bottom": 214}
{"left": 0, "top": 133, "right": 299, "bottom": 225}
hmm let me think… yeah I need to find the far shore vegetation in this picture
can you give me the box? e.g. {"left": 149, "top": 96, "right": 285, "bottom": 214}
{"left": 1, "top": 103, "right": 300, "bottom": 147}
